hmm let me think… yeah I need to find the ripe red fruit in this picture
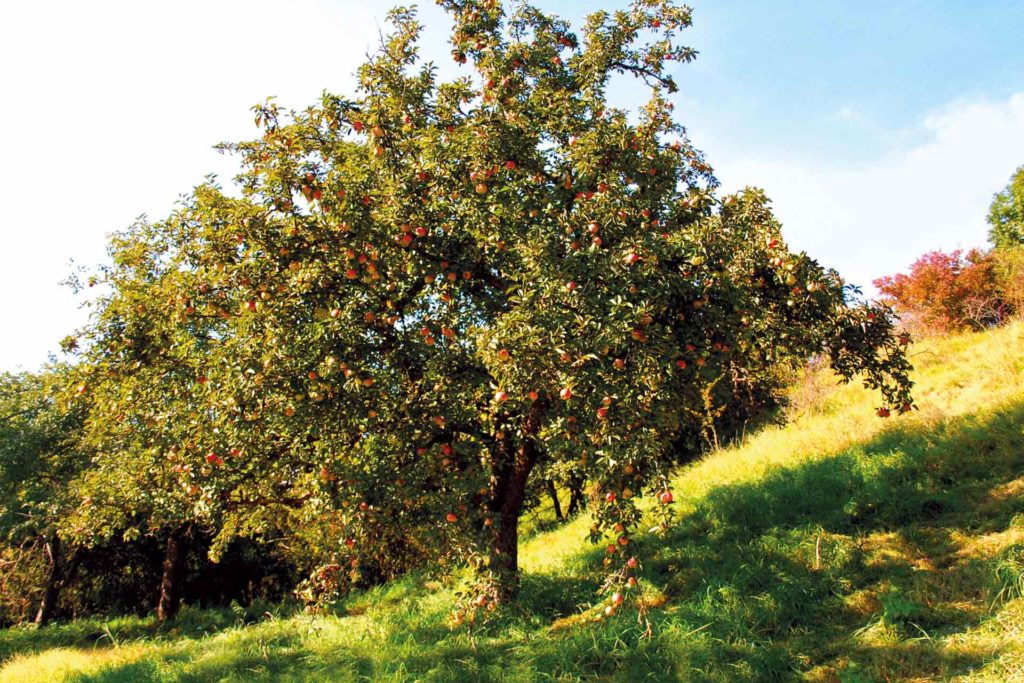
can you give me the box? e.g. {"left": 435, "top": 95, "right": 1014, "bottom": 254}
{"left": 494, "top": 390, "right": 508, "bottom": 402}
{"left": 626, "top": 556, "right": 638, "bottom": 569}
{"left": 352, "top": 121, "right": 364, "bottom": 133}
{"left": 497, "top": 348, "right": 510, "bottom": 361}
{"left": 505, "top": 160, "right": 516, "bottom": 170}
{"left": 528, "top": 390, "right": 539, "bottom": 401}
{"left": 446, "top": 512, "right": 458, "bottom": 523}
{"left": 612, "top": 592, "right": 624, "bottom": 605}
{"left": 659, "top": 490, "right": 674, "bottom": 504}
{"left": 345, "top": 268, "right": 358, "bottom": 279}
{"left": 676, "top": 359, "right": 687, "bottom": 369}
{"left": 565, "top": 281, "right": 577, "bottom": 291}
{"left": 624, "top": 252, "right": 639, "bottom": 265}
{"left": 559, "top": 387, "right": 573, "bottom": 400}
{"left": 596, "top": 407, "right": 608, "bottom": 420}
{"left": 605, "top": 491, "right": 616, "bottom": 503}
{"left": 415, "top": 226, "right": 428, "bottom": 237}
{"left": 345, "top": 538, "right": 355, "bottom": 548}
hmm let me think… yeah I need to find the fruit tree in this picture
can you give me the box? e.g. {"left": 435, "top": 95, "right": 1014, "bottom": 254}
{"left": 67, "top": 0, "right": 913, "bottom": 609}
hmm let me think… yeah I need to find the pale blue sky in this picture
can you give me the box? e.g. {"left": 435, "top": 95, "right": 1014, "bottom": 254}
{"left": 1, "top": 0, "right": 1022, "bottom": 370}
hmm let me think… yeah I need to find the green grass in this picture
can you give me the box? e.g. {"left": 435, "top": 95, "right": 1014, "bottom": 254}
{"left": 3, "top": 322, "right": 1024, "bottom": 682}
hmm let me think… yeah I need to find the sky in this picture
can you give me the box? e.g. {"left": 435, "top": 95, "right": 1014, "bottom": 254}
{"left": 1, "top": 0, "right": 1022, "bottom": 371}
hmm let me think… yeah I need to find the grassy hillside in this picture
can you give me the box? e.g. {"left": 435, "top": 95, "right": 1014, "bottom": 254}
{"left": 3, "top": 322, "right": 1024, "bottom": 682}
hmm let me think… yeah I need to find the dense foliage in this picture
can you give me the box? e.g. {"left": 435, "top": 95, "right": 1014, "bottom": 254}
{"left": 989, "top": 164, "right": 1024, "bottom": 249}
{"left": 873, "top": 249, "right": 1008, "bottom": 333}
{"left": 0, "top": 0, "right": 915, "bottom": 624}
{"left": 874, "top": 164, "right": 1024, "bottom": 334}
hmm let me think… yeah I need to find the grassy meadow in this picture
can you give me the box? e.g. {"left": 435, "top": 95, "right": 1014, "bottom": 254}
{"left": 2, "top": 322, "right": 1024, "bottom": 682}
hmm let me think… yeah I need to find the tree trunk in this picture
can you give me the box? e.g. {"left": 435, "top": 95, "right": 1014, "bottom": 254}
{"left": 156, "top": 525, "right": 190, "bottom": 622}
{"left": 566, "top": 472, "right": 585, "bottom": 517}
{"left": 546, "top": 479, "right": 564, "bottom": 521}
{"left": 488, "top": 398, "right": 548, "bottom": 602}
{"left": 34, "top": 533, "right": 62, "bottom": 626}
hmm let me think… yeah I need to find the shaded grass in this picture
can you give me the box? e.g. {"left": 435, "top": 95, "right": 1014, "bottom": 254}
{"left": 3, "top": 322, "right": 1024, "bottom": 681}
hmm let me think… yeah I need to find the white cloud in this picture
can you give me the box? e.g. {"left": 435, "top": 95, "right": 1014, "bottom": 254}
{"left": 0, "top": 0, "right": 452, "bottom": 371}
{"left": 1, "top": 1, "right": 1021, "bottom": 371}
{"left": 714, "top": 93, "right": 1024, "bottom": 294}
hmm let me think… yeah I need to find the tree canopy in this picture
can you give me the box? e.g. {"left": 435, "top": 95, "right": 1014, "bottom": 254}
{"left": 62, "top": 0, "right": 914, "bottom": 616}
{"left": 989, "top": 165, "right": 1024, "bottom": 249}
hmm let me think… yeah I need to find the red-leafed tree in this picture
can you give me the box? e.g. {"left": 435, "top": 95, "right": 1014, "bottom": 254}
{"left": 874, "top": 249, "right": 1005, "bottom": 332}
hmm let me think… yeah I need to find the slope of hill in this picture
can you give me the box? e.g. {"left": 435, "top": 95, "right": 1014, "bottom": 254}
{"left": 2, "top": 322, "right": 1023, "bottom": 682}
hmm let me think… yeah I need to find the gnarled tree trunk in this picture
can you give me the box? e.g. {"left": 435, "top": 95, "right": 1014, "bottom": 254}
{"left": 488, "top": 398, "right": 548, "bottom": 602}
{"left": 566, "top": 472, "right": 585, "bottom": 517}
{"left": 34, "top": 532, "right": 62, "bottom": 626}
{"left": 156, "top": 525, "right": 190, "bottom": 622}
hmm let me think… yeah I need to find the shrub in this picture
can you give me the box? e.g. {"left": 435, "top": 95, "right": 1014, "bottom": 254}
{"left": 873, "top": 249, "right": 1007, "bottom": 333}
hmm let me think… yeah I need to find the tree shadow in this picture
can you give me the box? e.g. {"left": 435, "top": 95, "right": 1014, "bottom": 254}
{"left": 7, "top": 399, "right": 1023, "bottom": 681}
{"left": 515, "top": 396, "right": 1024, "bottom": 680}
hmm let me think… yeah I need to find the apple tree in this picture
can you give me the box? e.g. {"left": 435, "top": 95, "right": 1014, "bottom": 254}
{"left": 68, "top": 0, "right": 913, "bottom": 611}
{"left": 0, "top": 368, "right": 89, "bottom": 625}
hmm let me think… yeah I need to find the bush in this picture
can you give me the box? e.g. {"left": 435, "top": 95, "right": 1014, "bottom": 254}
{"left": 873, "top": 249, "right": 1008, "bottom": 333}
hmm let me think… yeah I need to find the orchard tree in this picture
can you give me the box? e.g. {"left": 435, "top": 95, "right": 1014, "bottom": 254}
{"left": 0, "top": 369, "right": 88, "bottom": 625}
{"left": 69, "top": 0, "right": 913, "bottom": 612}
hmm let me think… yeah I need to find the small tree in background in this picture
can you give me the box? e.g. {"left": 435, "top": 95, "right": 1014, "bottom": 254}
{"left": 989, "top": 165, "right": 1024, "bottom": 250}
{"left": 0, "top": 369, "right": 88, "bottom": 625}
{"left": 66, "top": 0, "right": 913, "bottom": 614}
{"left": 873, "top": 249, "right": 1005, "bottom": 333}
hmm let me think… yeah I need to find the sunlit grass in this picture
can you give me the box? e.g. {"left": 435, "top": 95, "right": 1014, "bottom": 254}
{"left": 3, "top": 322, "right": 1024, "bottom": 681}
